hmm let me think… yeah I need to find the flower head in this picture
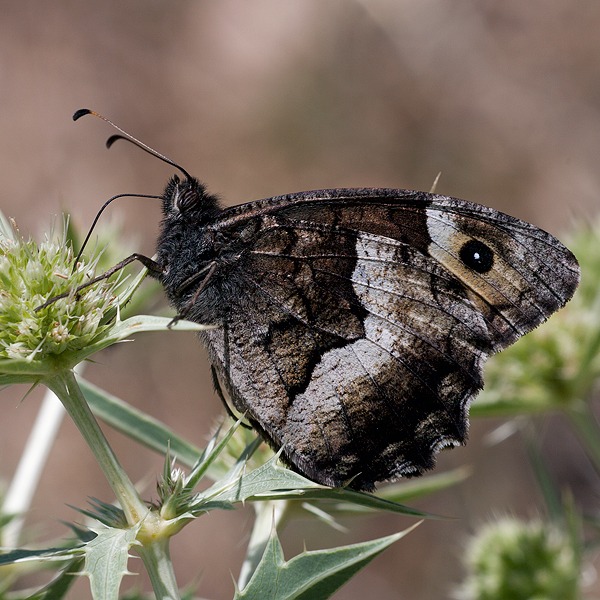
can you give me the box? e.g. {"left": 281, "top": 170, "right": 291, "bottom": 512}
{"left": 0, "top": 218, "right": 119, "bottom": 366}
{"left": 0, "top": 214, "right": 207, "bottom": 384}
{"left": 459, "top": 517, "right": 581, "bottom": 600}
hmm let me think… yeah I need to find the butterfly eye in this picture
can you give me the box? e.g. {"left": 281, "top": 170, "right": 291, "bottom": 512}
{"left": 459, "top": 239, "right": 494, "bottom": 273}
{"left": 175, "top": 187, "right": 200, "bottom": 213}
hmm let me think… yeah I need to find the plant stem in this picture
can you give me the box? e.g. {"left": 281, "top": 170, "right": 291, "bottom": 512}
{"left": 136, "top": 536, "right": 181, "bottom": 600}
{"left": 45, "top": 369, "right": 148, "bottom": 526}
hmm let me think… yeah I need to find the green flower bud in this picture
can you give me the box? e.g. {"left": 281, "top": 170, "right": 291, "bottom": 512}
{"left": 459, "top": 517, "right": 581, "bottom": 600}
{"left": 0, "top": 219, "right": 118, "bottom": 368}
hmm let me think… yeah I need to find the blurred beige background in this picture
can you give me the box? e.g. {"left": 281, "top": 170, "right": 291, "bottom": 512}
{"left": 1, "top": 1, "right": 599, "bottom": 598}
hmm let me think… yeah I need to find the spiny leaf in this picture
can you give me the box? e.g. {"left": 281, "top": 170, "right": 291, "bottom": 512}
{"left": 196, "top": 453, "right": 324, "bottom": 511}
{"left": 235, "top": 524, "right": 419, "bottom": 600}
{"left": 195, "top": 454, "right": 436, "bottom": 518}
{"left": 81, "top": 525, "right": 141, "bottom": 600}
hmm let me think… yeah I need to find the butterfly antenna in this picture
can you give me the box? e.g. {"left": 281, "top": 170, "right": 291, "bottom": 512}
{"left": 73, "top": 192, "right": 161, "bottom": 272}
{"left": 73, "top": 108, "right": 193, "bottom": 181}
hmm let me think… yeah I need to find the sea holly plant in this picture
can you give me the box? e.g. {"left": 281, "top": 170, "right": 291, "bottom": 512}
{"left": 0, "top": 214, "right": 444, "bottom": 600}
{"left": 0, "top": 214, "right": 206, "bottom": 594}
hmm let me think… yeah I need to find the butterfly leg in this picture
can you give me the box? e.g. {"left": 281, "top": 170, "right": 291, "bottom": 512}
{"left": 167, "top": 261, "right": 217, "bottom": 327}
{"left": 35, "top": 253, "right": 163, "bottom": 311}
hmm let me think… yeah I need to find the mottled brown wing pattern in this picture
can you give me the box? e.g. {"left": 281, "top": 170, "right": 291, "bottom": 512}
{"left": 194, "top": 189, "right": 579, "bottom": 490}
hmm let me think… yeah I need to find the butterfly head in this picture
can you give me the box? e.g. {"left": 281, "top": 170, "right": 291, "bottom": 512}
{"left": 162, "top": 175, "right": 221, "bottom": 224}
{"left": 157, "top": 174, "right": 222, "bottom": 293}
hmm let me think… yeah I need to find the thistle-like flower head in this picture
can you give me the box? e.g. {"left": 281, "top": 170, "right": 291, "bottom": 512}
{"left": 0, "top": 219, "right": 119, "bottom": 365}
{"left": 0, "top": 214, "right": 206, "bottom": 384}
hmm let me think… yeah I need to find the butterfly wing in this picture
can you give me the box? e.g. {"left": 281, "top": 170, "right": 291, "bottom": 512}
{"left": 195, "top": 188, "right": 579, "bottom": 489}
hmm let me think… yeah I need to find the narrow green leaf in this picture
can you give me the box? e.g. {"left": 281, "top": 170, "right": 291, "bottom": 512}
{"left": 0, "top": 208, "right": 13, "bottom": 240}
{"left": 469, "top": 395, "right": 551, "bottom": 418}
{"left": 25, "top": 557, "right": 85, "bottom": 600}
{"left": 183, "top": 416, "right": 245, "bottom": 492}
{"left": 566, "top": 402, "right": 600, "bottom": 479}
{"left": 81, "top": 525, "right": 141, "bottom": 600}
{"left": 61, "top": 520, "right": 98, "bottom": 543}
{"left": 70, "top": 498, "right": 128, "bottom": 528}
{"left": 258, "top": 488, "right": 436, "bottom": 519}
{"left": 523, "top": 426, "right": 563, "bottom": 522}
{"left": 78, "top": 376, "right": 204, "bottom": 468}
{"left": 110, "top": 314, "right": 212, "bottom": 337}
{"left": 316, "top": 467, "right": 471, "bottom": 516}
{"left": 212, "top": 437, "right": 264, "bottom": 489}
{"left": 245, "top": 488, "right": 435, "bottom": 519}
{"left": 193, "top": 500, "right": 236, "bottom": 513}
{"left": 235, "top": 524, "right": 419, "bottom": 600}
{"left": 66, "top": 314, "right": 211, "bottom": 366}
{"left": 0, "top": 546, "right": 76, "bottom": 566}
{"left": 112, "top": 263, "right": 149, "bottom": 311}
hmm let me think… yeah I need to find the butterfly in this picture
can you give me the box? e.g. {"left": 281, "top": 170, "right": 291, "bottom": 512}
{"left": 69, "top": 110, "right": 581, "bottom": 491}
